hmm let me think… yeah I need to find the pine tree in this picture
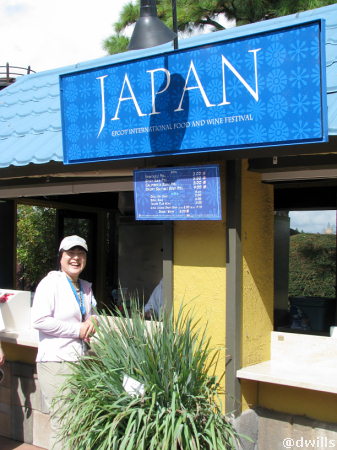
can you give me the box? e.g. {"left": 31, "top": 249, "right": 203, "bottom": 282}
{"left": 103, "top": 0, "right": 335, "bottom": 54}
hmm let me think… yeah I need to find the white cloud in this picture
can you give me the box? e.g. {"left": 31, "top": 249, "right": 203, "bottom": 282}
{"left": 289, "top": 211, "right": 336, "bottom": 233}
{"left": 0, "top": 0, "right": 130, "bottom": 72}
{"left": 3, "top": 2, "right": 30, "bottom": 16}
{"left": 1, "top": 1, "right": 236, "bottom": 74}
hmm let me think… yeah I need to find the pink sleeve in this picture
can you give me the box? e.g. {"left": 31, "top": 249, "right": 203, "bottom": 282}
{"left": 31, "top": 276, "right": 81, "bottom": 338}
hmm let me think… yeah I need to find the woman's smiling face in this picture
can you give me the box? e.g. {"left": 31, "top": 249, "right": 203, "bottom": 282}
{"left": 60, "top": 246, "right": 87, "bottom": 281}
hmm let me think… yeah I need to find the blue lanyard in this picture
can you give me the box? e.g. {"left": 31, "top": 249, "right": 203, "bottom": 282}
{"left": 67, "top": 277, "right": 86, "bottom": 320}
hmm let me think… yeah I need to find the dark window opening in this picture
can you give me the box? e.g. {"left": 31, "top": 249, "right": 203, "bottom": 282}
{"left": 274, "top": 206, "right": 337, "bottom": 336}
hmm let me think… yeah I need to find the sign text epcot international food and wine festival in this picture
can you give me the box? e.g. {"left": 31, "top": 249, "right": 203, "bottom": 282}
{"left": 60, "top": 19, "right": 328, "bottom": 164}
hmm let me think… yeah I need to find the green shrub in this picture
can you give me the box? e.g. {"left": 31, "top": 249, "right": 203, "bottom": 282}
{"left": 289, "top": 233, "right": 336, "bottom": 297}
{"left": 17, "top": 205, "right": 56, "bottom": 290}
{"left": 58, "top": 305, "right": 241, "bottom": 449}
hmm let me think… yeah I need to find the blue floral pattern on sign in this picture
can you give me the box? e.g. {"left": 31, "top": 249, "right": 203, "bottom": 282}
{"left": 267, "top": 95, "right": 288, "bottom": 119}
{"left": 60, "top": 20, "right": 327, "bottom": 164}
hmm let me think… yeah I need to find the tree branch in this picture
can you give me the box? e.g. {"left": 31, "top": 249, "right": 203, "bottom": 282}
{"left": 199, "top": 16, "right": 226, "bottom": 30}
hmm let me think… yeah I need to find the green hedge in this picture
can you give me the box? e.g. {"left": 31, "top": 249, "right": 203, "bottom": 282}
{"left": 289, "top": 233, "right": 336, "bottom": 297}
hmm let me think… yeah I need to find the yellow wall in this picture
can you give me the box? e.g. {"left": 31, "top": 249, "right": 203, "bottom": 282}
{"left": 172, "top": 159, "right": 337, "bottom": 425}
{"left": 259, "top": 383, "right": 337, "bottom": 423}
{"left": 239, "top": 162, "right": 337, "bottom": 424}
{"left": 2, "top": 342, "right": 37, "bottom": 364}
{"left": 241, "top": 160, "right": 274, "bottom": 365}
{"left": 172, "top": 160, "right": 274, "bottom": 412}
{"left": 173, "top": 217, "right": 227, "bottom": 387}
{"left": 241, "top": 161, "right": 274, "bottom": 409}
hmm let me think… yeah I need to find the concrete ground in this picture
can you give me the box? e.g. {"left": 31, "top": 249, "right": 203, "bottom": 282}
{"left": 0, "top": 436, "right": 45, "bottom": 449}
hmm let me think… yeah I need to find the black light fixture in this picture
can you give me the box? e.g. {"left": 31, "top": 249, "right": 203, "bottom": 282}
{"left": 128, "top": 0, "right": 177, "bottom": 50}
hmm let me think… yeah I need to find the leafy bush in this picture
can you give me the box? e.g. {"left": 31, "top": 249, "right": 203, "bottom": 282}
{"left": 16, "top": 204, "right": 92, "bottom": 290}
{"left": 58, "top": 305, "right": 241, "bottom": 449}
{"left": 289, "top": 233, "right": 336, "bottom": 297}
{"left": 17, "top": 205, "right": 57, "bottom": 290}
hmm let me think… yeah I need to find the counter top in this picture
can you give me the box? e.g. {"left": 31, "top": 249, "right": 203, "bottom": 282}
{"left": 0, "top": 329, "right": 38, "bottom": 348}
{"left": 0, "top": 316, "right": 159, "bottom": 350}
{"left": 237, "top": 331, "right": 337, "bottom": 394}
{"left": 4, "top": 328, "right": 337, "bottom": 393}
{"left": 237, "top": 359, "right": 337, "bottom": 394}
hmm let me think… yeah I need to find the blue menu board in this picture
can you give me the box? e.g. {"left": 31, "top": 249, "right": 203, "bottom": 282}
{"left": 134, "top": 165, "right": 222, "bottom": 220}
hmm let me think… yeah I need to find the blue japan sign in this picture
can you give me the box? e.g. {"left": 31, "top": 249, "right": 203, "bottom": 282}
{"left": 60, "top": 20, "right": 327, "bottom": 164}
{"left": 134, "top": 165, "right": 222, "bottom": 220}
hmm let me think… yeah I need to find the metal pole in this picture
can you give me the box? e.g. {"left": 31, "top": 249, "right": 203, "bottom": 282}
{"left": 225, "top": 160, "right": 242, "bottom": 415}
{"left": 172, "top": 0, "right": 178, "bottom": 50}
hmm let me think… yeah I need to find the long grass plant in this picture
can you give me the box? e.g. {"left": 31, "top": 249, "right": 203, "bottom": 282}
{"left": 58, "top": 302, "right": 240, "bottom": 449}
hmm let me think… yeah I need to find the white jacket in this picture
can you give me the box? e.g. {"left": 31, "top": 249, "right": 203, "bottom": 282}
{"left": 144, "top": 279, "right": 163, "bottom": 316}
{"left": 32, "top": 271, "right": 97, "bottom": 362}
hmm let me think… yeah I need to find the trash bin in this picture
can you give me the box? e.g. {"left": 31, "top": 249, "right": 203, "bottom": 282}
{"left": 289, "top": 296, "right": 336, "bottom": 332}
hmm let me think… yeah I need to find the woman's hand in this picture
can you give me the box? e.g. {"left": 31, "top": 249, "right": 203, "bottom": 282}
{"left": 0, "top": 348, "right": 5, "bottom": 366}
{"left": 79, "top": 316, "right": 98, "bottom": 341}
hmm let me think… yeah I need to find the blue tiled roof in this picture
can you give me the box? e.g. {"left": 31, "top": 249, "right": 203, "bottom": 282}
{"left": 0, "top": 4, "right": 336, "bottom": 168}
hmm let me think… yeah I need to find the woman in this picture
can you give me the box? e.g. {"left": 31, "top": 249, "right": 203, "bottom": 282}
{"left": 32, "top": 235, "right": 97, "bottom": 450}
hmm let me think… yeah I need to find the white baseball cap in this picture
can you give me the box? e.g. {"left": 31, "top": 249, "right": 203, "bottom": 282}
{"left": 59, "top": 235, "right": 88, "bottom": 252}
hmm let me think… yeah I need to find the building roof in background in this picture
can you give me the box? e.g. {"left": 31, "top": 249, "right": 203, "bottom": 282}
{"left": 0, "top": 4, "right": 336, "bottom": 169}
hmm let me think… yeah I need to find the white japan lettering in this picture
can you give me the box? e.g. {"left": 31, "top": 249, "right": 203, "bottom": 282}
{"left": 96, "top": 49, "right": 261, "bottom": 137}
{"left": 147, "top": 68, "right": 171, "bottom": 115}
{"left": 219, "top": 49, "right": 261, "bottom": 105}
{"left": 174, "top": 60, "right": 215, "bottom": 112}
{"left": 112, "top": 73, "right": 146, "bottom": 121}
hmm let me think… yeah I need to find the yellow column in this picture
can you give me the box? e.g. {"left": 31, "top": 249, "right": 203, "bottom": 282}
{"left": 173, "top": 217, "right": 227, "bottom": 392}
{"left": 241, "top": 160, "right": 274, "bottom": 410}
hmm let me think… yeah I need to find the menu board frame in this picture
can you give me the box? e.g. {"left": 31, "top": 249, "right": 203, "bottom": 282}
{"left": 134, "top": 165, "right": 222, "bottom": 221}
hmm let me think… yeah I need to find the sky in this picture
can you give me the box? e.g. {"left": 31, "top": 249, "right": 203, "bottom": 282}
{"left": 1, "top": 0, "right": 233, "bottom": 73}
{"left": 0, "top": 0, "right": 130, "bottom": 72}
{"left": 289, "top": 211, "right": 336, "bottom": 234}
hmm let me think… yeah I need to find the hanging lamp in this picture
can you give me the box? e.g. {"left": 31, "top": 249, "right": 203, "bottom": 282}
{"left": 128, "top": 0, "right": 176, "bottom": 50}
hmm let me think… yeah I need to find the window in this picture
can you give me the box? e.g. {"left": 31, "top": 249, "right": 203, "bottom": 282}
{"left": 274, "top": 210, "right": 336, "bottom": 336}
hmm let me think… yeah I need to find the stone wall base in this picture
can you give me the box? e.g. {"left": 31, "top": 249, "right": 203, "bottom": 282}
{"left": 0, "top": 361, "right": 50, "bottom": 448}
{"left": 3, "top": 361, "right": 337, "bottom": 450}
{"left": 233, "top": 407, "right": 337, "bottom": 450}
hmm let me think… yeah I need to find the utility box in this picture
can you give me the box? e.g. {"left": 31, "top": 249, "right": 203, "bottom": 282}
{"left": 289, "top": 296, "right": 336, "bottom": 332}
{"left": 0, "top": 289, "right": 32, "bottom": 331}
